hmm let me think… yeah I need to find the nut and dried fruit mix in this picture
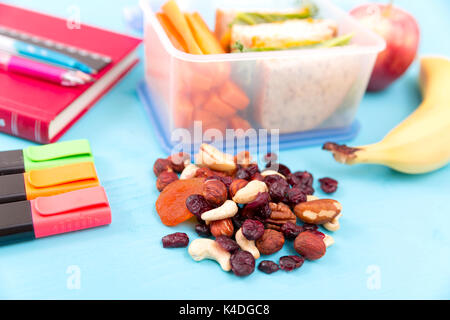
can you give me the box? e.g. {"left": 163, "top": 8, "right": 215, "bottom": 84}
{"left": 154, "top": 144, "right": 342, "bottom": 277}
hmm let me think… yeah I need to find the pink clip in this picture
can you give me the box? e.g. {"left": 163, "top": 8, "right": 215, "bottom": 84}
{"left": 30, "top": 186, "right": 111, "bottom": 238}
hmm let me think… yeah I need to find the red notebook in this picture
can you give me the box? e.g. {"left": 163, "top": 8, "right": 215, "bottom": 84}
{"left": 0, "top": 4, "right": 141, "bottom": 143}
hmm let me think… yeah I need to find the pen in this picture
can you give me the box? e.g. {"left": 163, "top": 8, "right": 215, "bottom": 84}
{"left": 0, "top": 50, "right": 94, "bottom": 86}
{"left": 0, "top": 186, "right": 111, "bottom": 245}
{"left": 0, "top": 139, "right": 94, "bottom": 175}
{"left": 0, "top": 34, "right": 95, "bottom": 74}
{"left": 0, "top": 162, "right": 100, "bottom": 204}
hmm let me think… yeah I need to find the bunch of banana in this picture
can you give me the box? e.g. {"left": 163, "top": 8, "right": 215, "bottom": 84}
{"left": 323, "top": 56, "right": 450, "bottom": 174}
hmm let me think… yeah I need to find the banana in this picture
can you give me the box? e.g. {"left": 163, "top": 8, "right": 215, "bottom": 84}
{"left": 323, "top": 56, "right": 450, "bottom": 174}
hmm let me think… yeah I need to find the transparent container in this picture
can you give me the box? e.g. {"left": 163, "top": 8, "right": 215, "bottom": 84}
{"left": 140, "top": 0, "right": 385, "bottom": 151}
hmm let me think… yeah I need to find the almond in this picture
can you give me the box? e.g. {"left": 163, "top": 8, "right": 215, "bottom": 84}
{"left": 294, "top": 199, "right": 342, "bottom": 224}
{"left": 210, "top": 218, "right": 234, "bottom": 238}
{"left": 229, "top": 179, "right": 248, "bottom": 198}
{"left": 294, "top": 231, "right": 326, "bottom": 261}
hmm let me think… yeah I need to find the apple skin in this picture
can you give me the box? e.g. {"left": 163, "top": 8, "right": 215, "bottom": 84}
{"left": 351, "top": 4, "right": 420, "bottom": 92}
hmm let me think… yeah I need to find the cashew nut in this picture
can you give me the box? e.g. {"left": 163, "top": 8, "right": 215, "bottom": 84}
{"left": 232, "top": 180, "right": 268, "bottom": 204}
{"left": 323, "top": 234, "right": 335, "bottom": 247}
{"left": 195, "top": 144, "right": 236, "bottom": 172}
{"left": 180, "top": 164, "right": 199, "bottom": 180}
{"left": 323, "top": 213, "right": 342, "bottom": 232}
{"left": 235, "top": 228, "right": 260, "bottom": 259}
{"left": 260, "top": 170, "right": 286, "bottom": 179}
{"left": 188, "top": 238, "right": 231, "bottom": 271}
{"left": 201, "top": 200, "right": 238, "bottom": 222}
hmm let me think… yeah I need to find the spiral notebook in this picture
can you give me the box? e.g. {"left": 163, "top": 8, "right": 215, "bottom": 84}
{"left": 0, "top": 3, "right": 141, "bottom": 143}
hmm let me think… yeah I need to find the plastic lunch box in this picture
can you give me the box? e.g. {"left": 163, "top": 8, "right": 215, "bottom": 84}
{"left": 139, "top": 0, "right": 385, "bottom": 153}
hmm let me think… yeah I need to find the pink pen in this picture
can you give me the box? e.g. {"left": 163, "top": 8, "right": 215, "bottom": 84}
{"left": 0, "top": 50, "right": 94, "bottom": 86}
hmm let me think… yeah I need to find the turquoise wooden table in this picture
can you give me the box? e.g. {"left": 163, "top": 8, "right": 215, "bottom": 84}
{"left": 0, "top": 0, "right": 449, "bottom": 299}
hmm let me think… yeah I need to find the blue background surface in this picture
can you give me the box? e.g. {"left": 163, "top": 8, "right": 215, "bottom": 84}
{"left": 0, "top": 0, "right": 449, "bottom": 299}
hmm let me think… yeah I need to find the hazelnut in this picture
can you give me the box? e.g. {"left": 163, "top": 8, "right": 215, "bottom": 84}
{"left": 255, "top": 229, "right": 285, "bottom": 255}
{"left": 153, "top": 158, "right": 173, "bottom": 177}
{"left": 229, "top": 179, "right": 249, "bottom": 198}
{"left": 210, "top": 218, "right": 234, "bottom": 238}
{"left": 156, "top": 171, "right": 178, "bottom": 192}
{"left": 168, "top": 152, "right": 191, "bottom": 173}
{"left": 294, "top": 231, "right": 326, "bottom": 261}
{"left": 203, "top": 179, "right": 228, "bottom": 206}
{"left": 195, "top": 167, "right": 215, "bottom": 178}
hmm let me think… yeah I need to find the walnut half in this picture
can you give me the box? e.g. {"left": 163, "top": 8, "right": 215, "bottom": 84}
{"left": 265, "top": 202, "right": 297, "bottom": 231}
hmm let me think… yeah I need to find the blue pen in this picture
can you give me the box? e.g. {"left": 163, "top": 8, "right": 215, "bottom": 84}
{"left": 0, "top": 34, "right": 95, "bottom": 74}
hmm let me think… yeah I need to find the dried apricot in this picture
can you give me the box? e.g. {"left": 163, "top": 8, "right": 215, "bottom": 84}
{"left": 156, "top": 178, "right": 205, "bottom": 226}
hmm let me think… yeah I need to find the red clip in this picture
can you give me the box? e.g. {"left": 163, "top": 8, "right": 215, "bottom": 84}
{"left": 31, "top": 186, "right": 111, "bottom": 238}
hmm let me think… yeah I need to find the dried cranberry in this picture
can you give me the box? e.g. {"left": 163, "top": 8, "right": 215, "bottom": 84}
{"left": 299, "top": 185, "right": 315, "bottom": 195}
{"left": 195, "top": 224, "right": 211, "bottom": 237}
{"left": 232, "top": 213, "right": 246, "bottom": 230}
{"left": 279, "top": 255, "right": 304, "bottom": 271}
{"left": 235, "top": 168, "right": 251, "bottom": 180}
{"left": 162, "top": 232, "right": 189, "bottom": 248}
{"left": 268, "top": 179, "right": 289, "bottom": 203}
{"left": 230, "top": 250, "right": 255, "bottom": 277}
{"left": 265, "top": 162, "right": 291, "bottom": 177}
{"left": 246, "top": 163, "right": 260, "bottom": 177}
{"left": 242, "top": 219, "right": 265, "bottom": 240}
{"left": 287, "top": 187, "right": 307, "bottom": 205}
{"left": 263, "top": 152, "right": 278, "bottom": 163}
{"left": 258, "top": 260, "right": 280, "bottom": 274}
{"left": 258, "top": 203, "right": 272, "bottom": 220}
{"left": 277, "top": 164, "right": 291, "bottom": 177}
{"left": 216, "top": 236, "right": 240, "bottom": 253}
{"left": 319, "top": 177, "right": 338, "bottom": 194}
{"left": 263, "top": 174, "right": 284, "bottom": 187}
{"left": 281, "top": 222, "right": 304, "bottom": 240}
{"left": 251, "top": 173, "right": 263, "bottom": 182}
{"left": 302, "top": 223, "right": 318, "bottom": 231}
{"left": 243, "top": 192, "right": 271, "bottom": 219}
{"left": 288, "top": 171, "right": 313, "bottom": 187}
{"left": 185, "top": 194, "right": 213, "bottom": 219}
{"left": 219, "top": 176, "right": 233, "bottom": 193}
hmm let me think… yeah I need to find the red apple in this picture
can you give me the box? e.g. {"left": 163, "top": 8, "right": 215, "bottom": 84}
{"left": 351, "top": 3, "right": 420, "bottom": 91}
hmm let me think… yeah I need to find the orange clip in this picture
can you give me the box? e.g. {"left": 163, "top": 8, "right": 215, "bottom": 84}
{"left": 24, "top": 162, "right": 100, "bottom": 200}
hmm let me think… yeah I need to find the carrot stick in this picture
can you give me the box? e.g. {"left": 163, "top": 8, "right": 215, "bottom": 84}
{"left": 180, "top": 64, "right": 213, "bottom": 92}
{"left": 219, "top": 30, "right": 232, "bottom": 53}
{"left": 189, "top": 12, "right": 225, "bottom": 54}
{"left": 203, "top": 93, "right": 236, "bottom": 118}
{"left": 218, "top": 80, "right": 250, "bottom": 110}
{"left": 156, "top": 13, "right": 188, "bottom": 52}
{"left": 174, "top": 94, "right": 194, "bottom": 128}
{"left": 162, "top": 0, "right": 203, "bottom": 54}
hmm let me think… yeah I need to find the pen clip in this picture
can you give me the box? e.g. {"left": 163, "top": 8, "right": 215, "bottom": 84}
{"left": 27, "top": 162, "right": 97, "bottom": 188}
{"left": 24, "top": 139, "right": 92, "bottom": 162}
{"left": 33, "top": 186, "right": 108, "bottom": 216}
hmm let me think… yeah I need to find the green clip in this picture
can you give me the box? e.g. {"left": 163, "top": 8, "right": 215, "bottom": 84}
{"left": 23, "top": 139, "right": 94, "bottom": 171}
